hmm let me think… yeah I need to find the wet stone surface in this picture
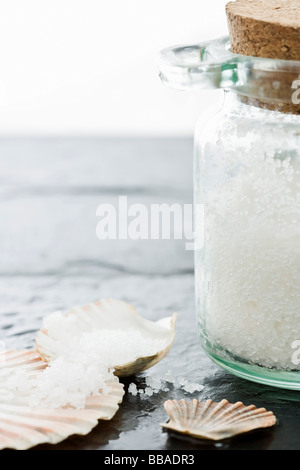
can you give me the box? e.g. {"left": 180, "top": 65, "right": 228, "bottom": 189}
{"left": 1, "top": 137, "right": 300, "bottom": 450}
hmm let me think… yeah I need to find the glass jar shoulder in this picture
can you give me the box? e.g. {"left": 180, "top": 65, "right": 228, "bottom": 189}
{"left": 194, "top": 97, "right": 300, "bottom": 198}
{"left": 195, "top": 98, "right": 300, "bottom": 152}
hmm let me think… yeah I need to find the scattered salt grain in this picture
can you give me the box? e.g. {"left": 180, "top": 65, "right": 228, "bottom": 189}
{"left": 177, "top": 376, "right": 188, "bottom": 387}
{"left": 176, "top": 376, "right": 204, "bottom": 393}
{"left": 143, "top": 387, "right": 154, "bottom": 397}
{"left": 145, "top": 375, "right": 162, "bottom": 391}
{"left": 140, "top": 375, "right": 171, "bottom": 398}
{"left": 128, "top": 383, "right": 138, "bottom": 396}
{"left": 130, "top": 373, "right": 203, "bottom": 399}
{"left": 165, "top": 370, "right": 175, "bottom": 384}
{"left": 181, "top": 382, "right": 204, "bottom": 394}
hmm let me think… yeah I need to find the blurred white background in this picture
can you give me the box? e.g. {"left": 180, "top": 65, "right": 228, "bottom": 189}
{"left": 0, "top": 0, "right": 228, "bottom": 136}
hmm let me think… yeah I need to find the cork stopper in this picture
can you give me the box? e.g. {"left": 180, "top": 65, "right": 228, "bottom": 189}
{"left": 226, "top": 0, "right": 300, "bottom": 113}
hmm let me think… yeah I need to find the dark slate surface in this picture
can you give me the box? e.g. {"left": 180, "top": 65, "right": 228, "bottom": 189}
{"left": 1, "top": 137, "right": 300, "bottom": 451}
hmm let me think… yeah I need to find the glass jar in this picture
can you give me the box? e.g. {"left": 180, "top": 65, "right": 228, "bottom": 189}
{"left": 160, "top": 37, "right": 300, "bottom": 390}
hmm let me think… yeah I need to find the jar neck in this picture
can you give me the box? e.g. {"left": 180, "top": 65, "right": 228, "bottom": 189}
{"left": 222, "top": 91, "right": 300, "bottom": 122}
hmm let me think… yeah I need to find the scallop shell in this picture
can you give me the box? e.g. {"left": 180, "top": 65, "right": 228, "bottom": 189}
{"left": 35, "top": 298, "right": 177, "bottom": 377}
{"left": 161, "top": 399, "right": 276, "bottom": 441}
{"left": 0, "top": 349, "right": 124, "bottom": 450}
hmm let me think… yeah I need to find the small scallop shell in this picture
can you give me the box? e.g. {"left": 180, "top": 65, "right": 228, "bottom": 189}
{"left": 161, "top": 399, "right": 276, "bottom": 441}
{"left": 35, "top": 298, "right": 177, "bottom": 377}
{"left": 0, "top": 350, "right": 124, "bottom": 450}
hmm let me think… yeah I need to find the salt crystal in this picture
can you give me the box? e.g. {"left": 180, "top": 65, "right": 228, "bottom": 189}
{"left": 145, "top": 375, "right": 161, "bottom": 391}
{"left": 130, "top": 374, "right": 203, "bottom": 400}
{"left": 181, "top": 382, "right": 204, "bottom": 394}
{"left": 176, "top": 376, "right": 204, "bottom": 394}
{"left": 128, "top": 383, "right": 138, "bottom": 396}
{"left": 177, "top": 376, "right": 188, "bottom": 387}
{"left": 165, "top": 370, "right": 175, "bottom": 384}
{"left": 143, "top": 387, "right": 154, "bottom": 397}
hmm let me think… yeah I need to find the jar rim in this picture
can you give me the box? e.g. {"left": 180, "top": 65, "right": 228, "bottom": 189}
{"left": 159, "top": 36, "right": 300, "bottom": 111}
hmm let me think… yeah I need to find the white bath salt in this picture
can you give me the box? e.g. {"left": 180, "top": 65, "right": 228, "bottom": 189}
{"left": 133, "top": 374, "right": 202, "bottom": 399}
{"left": 143, "top": 387, "right": 154, "bottom": 397}
{"left": 42, "top": 311, "right": 171, "bottom": 365}
{"left": 177, "top": 376, "right": 187, "bottom": 387}
{"left": 137, "top": 375, "right": 161, "bottom": 398}
{"left": 145, "top": 375, "right": 162, "bottom": 391}
{"left": 203, "top": 134, "right": 300, "bottom": 370}
{"left": 128, "top": 375, "right": 168, "bottom": 399}
{"left": 140, "top": 384, "right": 170, "bottom": 398}
{"left": 31, "top": 358, "right": 114, "bottom": 409}
{"left": 0, "top": 368, "right": 33, "bottom": 400}
{"left": 128, "top": 383, "right": 138, "bottom": 396}
{"left": 165, "top": 370, "right": 175, "bottom": 384}
{"left": 0, "top": 351, "right": 115, "bottom": 410}
{"left": 181, "top": 382, "right": 204, "bottom": 394}
{"left": 2, "top": 326, "right": 172, "bottom": 409}
{"left": 176, "top": 376, "right": 204, "bottom": 394}
{"left": 143, "top": 375, "right": 170, "bottom": 397}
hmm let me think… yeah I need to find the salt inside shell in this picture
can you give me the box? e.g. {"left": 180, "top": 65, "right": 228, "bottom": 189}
{"left": 0, "top": 350, "right": 124, "bottom": 450}
{"left": 35, "top": 299, "right": 176, "bottom": 376}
